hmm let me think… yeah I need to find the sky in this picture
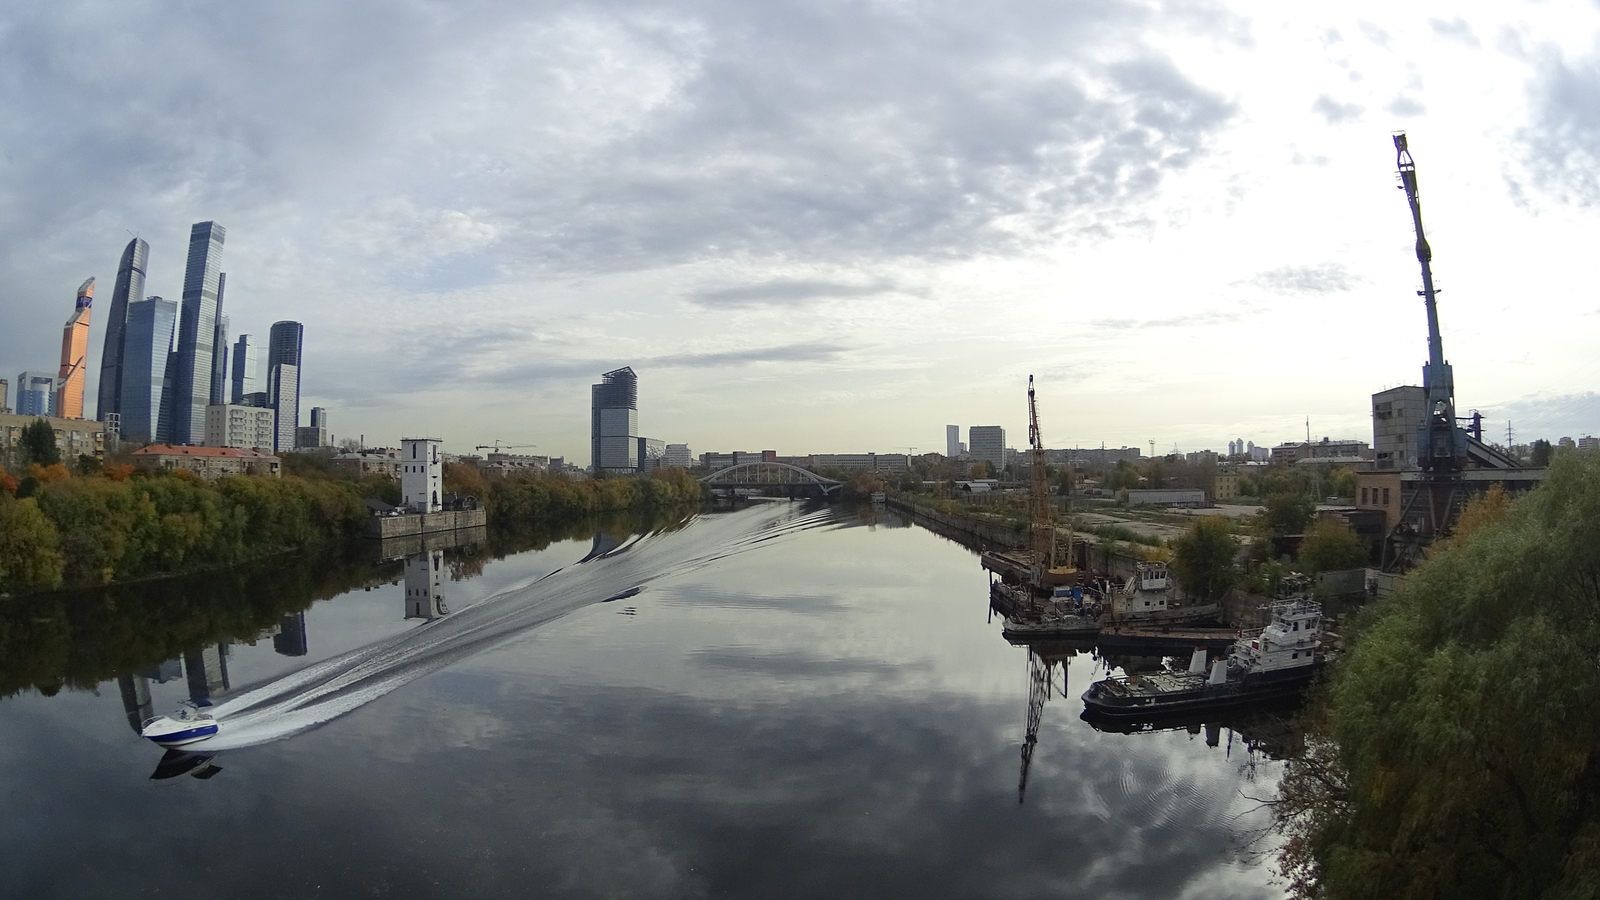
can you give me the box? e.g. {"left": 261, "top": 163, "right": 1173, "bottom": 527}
{"left": 3, "top": 0, "right": 1599, "bottom": 463}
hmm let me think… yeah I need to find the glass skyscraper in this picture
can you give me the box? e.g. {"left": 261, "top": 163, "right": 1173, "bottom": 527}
{"left": 231, "top": 334, "right": 258, "bottom": 403}
{"left": 210, "top": 273, "right": 229, "bottom": 406}
{"left": 591, "top": 366, "right": 639, "bottom": 473}
{"left": 267, "top": 320, "right": 304, "bottom": 453}
{"left": 97, "top": 236, "right": 148, "bottom": 424}
{"left": 118, "top": 297, "right": 179, "bottom": 443}
{"left": 171, "top": 221, "right": 225, "bottom": 444}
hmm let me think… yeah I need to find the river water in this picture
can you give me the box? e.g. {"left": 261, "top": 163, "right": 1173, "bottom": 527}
{"left": 0, "top": 502, "right": 1288, "bottom": 899}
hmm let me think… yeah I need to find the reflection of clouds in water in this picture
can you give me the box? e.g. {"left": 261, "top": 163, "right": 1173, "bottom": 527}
{"left": 198, "top": 505, "right": 839, "bottom": 751}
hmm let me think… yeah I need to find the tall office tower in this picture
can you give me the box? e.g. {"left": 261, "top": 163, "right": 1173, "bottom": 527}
{"left": 118, "top": 297, "right": 180, "bottom": 443}
{"left": 946, "top": 424, "right": 960, "bottom": 458}
{"left": 171, "top": 221, "right": 226, "bottom": 443}
{"left": 968, "top": 425, "right": 1006, "bottom": 473}
{"left": 210, "top": 274, "right": 228, "bottom": 404}
{"left": 590, "top": 366, "right": 639, "bottom": 473}
{"left": 16, "top": 371, "right": 58, "bottom": 417}
{"left": 230, "top": 334, "right": 258, "bottom": 402}
{"left": 97, "top": 237, "right": 148, "bottom": 422}
{"left": 310, "top": 406, "right": 328, "bottom": 430}
{"left": 54, "top": 277, "right": 95, "bottom": 419}
{"left": 0, "top": 378, "right": 9, "bottom": 414}
{"left": 267, "top": 321, "right": 304, "bottom": 453}
{"left": 273, "top": 612, "right": 309, "bottom": 657}
{"left": 269, "top": 363, "right": 298, "bottom": 453}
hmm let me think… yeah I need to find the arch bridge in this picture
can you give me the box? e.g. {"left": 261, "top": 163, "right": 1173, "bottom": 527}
{"left": 699, "top": 462, "right": 843, "bottom": 498}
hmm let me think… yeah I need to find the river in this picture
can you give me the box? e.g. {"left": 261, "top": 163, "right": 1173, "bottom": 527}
{"left": 0, "top": 501, "right": 1288, "bottom": 898}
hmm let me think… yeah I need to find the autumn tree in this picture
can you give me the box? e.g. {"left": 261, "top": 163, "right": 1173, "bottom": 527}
{"left": 1295, "top": 519, "right": 1367, "bottom": 572}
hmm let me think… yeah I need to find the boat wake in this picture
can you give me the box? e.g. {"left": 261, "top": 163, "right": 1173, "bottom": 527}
{"left": 196, "top": 504, "right": 839, "bottom": 751}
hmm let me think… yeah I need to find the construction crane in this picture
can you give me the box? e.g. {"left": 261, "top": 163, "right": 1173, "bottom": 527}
{"left": 1027, "top": 376, "right": 1076, "bottom": 587}
{"left": 474, "top": 442, "right": 537, "bottom": 454}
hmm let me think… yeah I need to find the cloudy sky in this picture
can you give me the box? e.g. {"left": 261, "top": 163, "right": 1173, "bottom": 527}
{"left": 4, "top": 0, "right": 1599, "bottom": 462}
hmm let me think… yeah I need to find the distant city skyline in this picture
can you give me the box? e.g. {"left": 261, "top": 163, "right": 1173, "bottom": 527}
{"left": 4, "top": 2, "right": 1600, "bottom": 461}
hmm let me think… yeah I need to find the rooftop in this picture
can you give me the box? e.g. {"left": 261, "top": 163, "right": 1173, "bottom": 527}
{"left": 133, "top": 445, "right": 278, "bottom": 459}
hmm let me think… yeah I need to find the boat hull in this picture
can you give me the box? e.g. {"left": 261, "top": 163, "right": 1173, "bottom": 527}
{"left": 1081, "top": 666, "right": 1320, "bottom": 719}
{"left": 141, "top": 718, "right": 219, "bottom": 748}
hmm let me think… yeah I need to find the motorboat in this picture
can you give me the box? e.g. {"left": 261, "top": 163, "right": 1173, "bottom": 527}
{"left": 140, "top": 702, "right": 220, "bottom": 748}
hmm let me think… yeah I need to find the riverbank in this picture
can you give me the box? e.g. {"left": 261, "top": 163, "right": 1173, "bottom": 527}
{"left": 0, "top": 464, "right": 706, "bottom": 597}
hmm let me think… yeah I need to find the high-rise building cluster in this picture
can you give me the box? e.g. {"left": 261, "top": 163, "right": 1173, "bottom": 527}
{"left": 3, "top": 222, "right": 325, "bottom": 454}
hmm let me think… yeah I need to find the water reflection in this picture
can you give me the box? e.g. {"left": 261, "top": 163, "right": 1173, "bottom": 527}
{"left": 402, "top": 551, "right": 449, "bottom": 621}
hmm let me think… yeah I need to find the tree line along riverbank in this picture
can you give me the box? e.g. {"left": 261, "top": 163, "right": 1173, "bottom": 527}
{"left": 0, "top": 457, "right": 705, "bottom": 596}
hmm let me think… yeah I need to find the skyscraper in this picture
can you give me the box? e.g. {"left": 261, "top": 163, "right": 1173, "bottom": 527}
{"left": 97, "top": 236, "right": 148, "bottom": 424}
{"left": 210, "top": 273, "right": 229, "bottom": 405}
{"left": 230, "top": 334, "right": 258, "bottom": 403}
{"left": 55, "top": 277, "right": 94, "bottom": 419}
{"left": 118, "top": 297, "right": 179, "bottom": 443}
{"left": 946, "top": 424, "right": 960, "bottom": 458}
{"left": 591, "top": 366, "right": 639, "bottom": 473}
{"left": 267, "top": 321, "right": 303, "bottom": 453}
{"left": 16, "top": 371, "right": 57, "bottom": 417}
{"left": 968, "top": 426, "right": 1006, "bottom": 473}
{"left": 171, "top": 221, "right": 225, "bottom": 444}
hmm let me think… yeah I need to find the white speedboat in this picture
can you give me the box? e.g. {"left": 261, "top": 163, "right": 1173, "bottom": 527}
{"left": 140, "top": 702, "right": 219, "bottom": 748}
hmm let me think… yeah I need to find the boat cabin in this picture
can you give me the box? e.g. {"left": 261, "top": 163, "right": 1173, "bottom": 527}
{"left": 1230, "top": 599, "right": 1322, "bottom": 674}
{"left": 1113, "top": 562, "right": 1170, "bottom": 616}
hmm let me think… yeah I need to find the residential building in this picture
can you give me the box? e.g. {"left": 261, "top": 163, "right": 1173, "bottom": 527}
{"left": 15, "top": 371, "right": 56, "bottom": 417}
{"left": 1213, "top": 469, "right": 1242, "bottom": 501}
{"left": 591, "top": 366, "right": 639, "bottom": 473}
{"left": 267, "top": 321, "right": 304, "bottom": 453}
{"left": 55, "top": 277, "right": 94, "bottom": 419}
{"left": 132, "top": 444, "right": 280, "bottom": 478}
{"left": 663, "top": 443, "right": 692, "bottom": 468}
{"left": 329, "top": 448, "right": 400, "bottom": 478}
{"left": 1044, "top": 447, "right": 1142, "bottom": 467}
{"left": 400, "top": 437, "right": 443, "bottom": 512}
{"left": 945, "top": 425, "right": 961, "bottom": 458}
{"left": 97, "top": 237, "right": 149, "bottom": 424}
{"left": 1560, "top": 436, "right": 1577, "bottom": 450}
{"left": 170, "top": 221, "right": 226, "bottom": 444}
{"left": 117, "top": 297, "right": 179, "bottom": 443}
{"left": 1580, "top": 436, "right": 1600, "bottom": 452}
{"left": 0, "top": 412, "right": 105, "bottom": 461}
{"left": 230, "top": 334, "right": 258, "bottom": 403}
{"left": 204, "top": 404, "right": 276, "bottom": 450}
{"left": 798, "top": 453, "right": 910, "bottom": 473}
{"left": 0, "top": 378, "right": 9, "bottom": 414}
{"left": 1270, "top": 437, "right": 1371, "bottom": 466}
{"left": 968, "top": 426, "right": 1006, "bottom": 472}
{"left": 482, "top": 452, "right": 548, "bottom": 478}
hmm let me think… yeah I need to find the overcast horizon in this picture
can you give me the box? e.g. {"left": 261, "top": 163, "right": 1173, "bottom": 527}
{"left": 4, "top": 0, "right": 1600, "bottom": 463}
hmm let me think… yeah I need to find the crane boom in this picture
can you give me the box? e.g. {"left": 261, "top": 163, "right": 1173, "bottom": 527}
{"left": 1393, "top": 133, "right": 1464, "bottom": 473}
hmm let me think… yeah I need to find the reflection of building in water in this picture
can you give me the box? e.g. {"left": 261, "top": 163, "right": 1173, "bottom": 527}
{"left": 117, "top": 674, "right": 154, "bottom": 734}
{"left": 140, "top": 658, "right": 184, "bottom": 684}
{"left": 403, "top": 551, "right": 449, "bottom": 620}
{"left": 274, "top": 612, "right": 309, "bottom": 656}
{"left": 184, "top": 644, "right": 230, "bottom": 703}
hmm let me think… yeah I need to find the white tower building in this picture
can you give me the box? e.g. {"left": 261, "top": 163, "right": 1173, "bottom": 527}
{"left": 401, "top": 437, "right": 442, "bottom": 513}
{"left": 403, "top": 551, "right": 448, "bottom": 620}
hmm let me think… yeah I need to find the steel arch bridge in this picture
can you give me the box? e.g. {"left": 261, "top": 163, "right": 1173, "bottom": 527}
{"left": 699, "top": 462, "right": 843, "bottom": 497}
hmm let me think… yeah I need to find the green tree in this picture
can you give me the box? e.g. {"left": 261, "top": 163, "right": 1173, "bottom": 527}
{"left": 0, "top": 496, "right": 64, "bottom": 593}
{"left": 19, "top": 419, "right": 59, "bottom": 467}
{"left": 969, "top": 460, "right": 993, "bottom": 479}
{"left": 1295, "top": 519, "right": 1367, "bottom": 572}
{"left": 1169, "top": 515, "right": 1238, "bottom": 603}
{"left": 1531, "top": 439, "right": 1554, "bottom": 467}
{"left": 1325, "top": 466, "right": 1357, "bottom": 499}
{"left": 1274, "top": 451, "right": 1600, "bottom": 899}
{"left": 1261, "top": 491, "right": 1315, "bottom": 536}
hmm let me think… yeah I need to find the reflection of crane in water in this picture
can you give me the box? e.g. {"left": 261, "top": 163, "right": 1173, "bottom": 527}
{"left": 1018, "top": 641, "right": 1087, "bottom": 803}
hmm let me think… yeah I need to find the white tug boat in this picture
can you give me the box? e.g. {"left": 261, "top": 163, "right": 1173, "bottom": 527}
{"left": 140, "top": 702, "right": 220, "bottom": 748}
{"left": 1081, "top": 597, "right": 1325, "bottom": 718}
{"left": 1102, "top": 562, "right": 1222, "bottom": 626}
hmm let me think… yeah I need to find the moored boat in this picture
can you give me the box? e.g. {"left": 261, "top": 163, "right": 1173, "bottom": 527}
{"left": 1082, "top": 598, "right": 1324, "bottom": 719}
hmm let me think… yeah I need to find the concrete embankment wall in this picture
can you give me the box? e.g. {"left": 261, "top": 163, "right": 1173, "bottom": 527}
{"left": 364, "top": 508, "right": 487, "bottom": 539}
{"left": 884, "top": 495, "right": 1026, "bottom": 549}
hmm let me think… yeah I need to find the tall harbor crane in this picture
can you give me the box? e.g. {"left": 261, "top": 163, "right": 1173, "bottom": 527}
{"left": 1027, "top": 376, "right": 1076, "bottom": 586}
{"left": 1384, "top": 134, "right": 1524, "bottom": 568}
